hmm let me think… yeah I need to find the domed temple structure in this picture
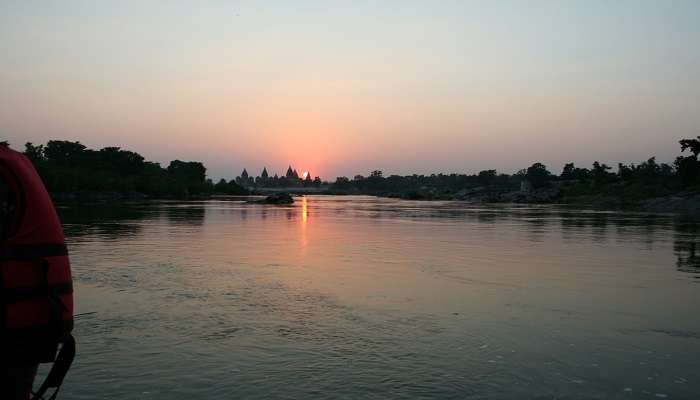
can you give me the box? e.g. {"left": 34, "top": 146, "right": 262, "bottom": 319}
{"left": 235, "top": 165, "right": 322, "bottom": 189}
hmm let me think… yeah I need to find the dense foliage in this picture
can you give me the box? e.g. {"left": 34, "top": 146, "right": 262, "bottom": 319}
{"left": 7, "top": 136, "right": 700, "bottom": 202}
{"left": 329, "top": 137, "right": 700, "bottom": 201}
{"left": 19, "top": 140, "right": 247, "bottom": 196}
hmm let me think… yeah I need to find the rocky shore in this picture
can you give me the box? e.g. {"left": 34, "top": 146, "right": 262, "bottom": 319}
{"left": 640, "top": 193, "right": 700, "bottom": 214}
{"left": 381, "top": 186, "right": 700, "bottom": 214}
{"left": 384, "top": 186, "right": 562, "bottom": 204}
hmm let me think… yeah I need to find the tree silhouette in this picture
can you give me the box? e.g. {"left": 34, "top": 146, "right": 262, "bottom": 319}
{"left": 477, "top": 170, "right": 497, "bottom": 186}
{"left": 591, "top": 161, "right": 612, "bottom": 185}
{"left": 525, "top": 163, "right": 551, "bottom": 188}
{"left": 24, "top": 142, "right": 46, "bottom": 164}
{"left": 680, "top": 136, "right": 700, "bottom": 157}
{"left": 15, "top": 140, "right": 249, "bottom": 196}
{"left": 676, "top": 136, "right": 700, "bottom": 186}
{"left": 44, "top": 140, "right": 87, "bottom": 166}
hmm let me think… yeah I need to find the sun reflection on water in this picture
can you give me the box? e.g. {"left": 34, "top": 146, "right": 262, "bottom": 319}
{"left": 301, "top": 196, "right": 308, "bottom": 247}
{"left": 302, "top": 196, "right": 308, "bottom": 223}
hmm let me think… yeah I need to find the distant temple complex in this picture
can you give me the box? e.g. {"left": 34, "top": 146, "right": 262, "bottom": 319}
{"left": 235, "top": 165, "right": 323, "bottom": 188}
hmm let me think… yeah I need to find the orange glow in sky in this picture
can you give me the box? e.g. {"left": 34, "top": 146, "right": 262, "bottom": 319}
{"left": 1, "top": 2, "right": 698, "bottom": 181}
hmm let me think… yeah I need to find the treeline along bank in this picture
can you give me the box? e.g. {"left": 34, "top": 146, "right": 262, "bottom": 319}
{"left": 4, "top": 137, "right": 700, "bottom": 207}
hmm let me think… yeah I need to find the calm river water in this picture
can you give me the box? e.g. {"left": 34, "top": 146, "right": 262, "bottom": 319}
{"left": 52, "top": 196, "right": 700, "bottom": 399}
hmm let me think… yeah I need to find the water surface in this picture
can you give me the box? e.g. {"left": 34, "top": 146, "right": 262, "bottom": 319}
{"left": 54, "top": 196, "right": 700, "bottom": 399}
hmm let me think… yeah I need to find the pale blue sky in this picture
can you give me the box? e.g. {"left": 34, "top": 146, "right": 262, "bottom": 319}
{"left": 1, "top": 0, "right": 699, "bottom": 179}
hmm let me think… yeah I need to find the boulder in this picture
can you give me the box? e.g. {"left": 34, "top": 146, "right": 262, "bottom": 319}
{"left": 248, "top": 192, "right": 294, "bottom": 205}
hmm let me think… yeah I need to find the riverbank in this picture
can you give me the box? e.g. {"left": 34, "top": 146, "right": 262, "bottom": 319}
{"left": 51, "top": 189, "right": 312, "bottom": 202}
{"left": 50, "top": 191, "right": 219, "bottom": 202}
{"left": 348, "top": 186, "right": 700, "bottom": 214}
{"left": 51, "top": 188, "right": 700, "bottom": 215}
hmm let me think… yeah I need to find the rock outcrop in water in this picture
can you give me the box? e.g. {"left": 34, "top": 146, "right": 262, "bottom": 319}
{"left": 382, "top": 186, "right": 562, "bottom": 204}
{"left": 248, "top": 192, "right": 294, "bottom": 205}
{"left": 641, "top": 193, "right": 700, "bottom": 214}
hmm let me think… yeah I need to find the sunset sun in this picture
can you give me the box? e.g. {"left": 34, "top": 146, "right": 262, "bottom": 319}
{"left": 302, "top": 171, "right": 309, "bottom": 179}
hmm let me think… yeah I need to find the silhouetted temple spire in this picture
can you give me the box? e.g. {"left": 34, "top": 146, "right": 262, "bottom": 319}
{"left": 261, "top": 167, "right": 268, "bottom": 179}
{"left": 241, "top": 168, "right": 248, "bottom": 179}
{"left": 286, "top": 165, "right": 294, "bottom": 179}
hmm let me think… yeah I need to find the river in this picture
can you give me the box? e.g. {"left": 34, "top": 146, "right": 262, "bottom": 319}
{"left": 52, "top": 196, "right": 700, "bottom": 399}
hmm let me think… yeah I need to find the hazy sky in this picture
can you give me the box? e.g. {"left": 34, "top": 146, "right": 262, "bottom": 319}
{"left": 1, "top": 1, "right": 699, "bottom": 180}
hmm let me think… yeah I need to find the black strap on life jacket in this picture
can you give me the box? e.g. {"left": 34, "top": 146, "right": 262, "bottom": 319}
{"left": 0, "top": 243, "right": 72, "bottom": 304}
{"left": 0, "top": 243, "right": 68, "bottom": 260}
{"left": 31, "top": 334, "right": 76, "bottom": 400}
{"left": 2, "top": 282, "right": 73, "bottom": 304}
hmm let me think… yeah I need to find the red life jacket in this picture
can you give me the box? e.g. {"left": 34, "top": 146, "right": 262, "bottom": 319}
{"left": 0, "top": 145, "right": 74, "bottom": 363}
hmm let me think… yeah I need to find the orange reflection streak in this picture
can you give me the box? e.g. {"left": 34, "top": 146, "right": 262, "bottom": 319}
{"left": 300, "top": 196, "right": 309, "bottom": 247}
